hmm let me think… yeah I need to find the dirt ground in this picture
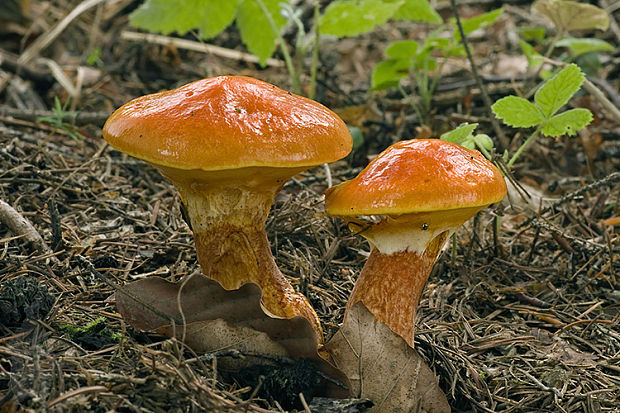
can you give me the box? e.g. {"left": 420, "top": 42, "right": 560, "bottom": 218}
{"left": 1, "top": 0, "right": 619, "bottom": 412}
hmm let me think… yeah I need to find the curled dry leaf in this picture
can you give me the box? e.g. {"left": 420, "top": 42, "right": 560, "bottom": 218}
{"left": 326, "top": 302, "right": 450, "bottom": 413}
{"left": 115, "top": 273, "right": 348, "bottom": 397}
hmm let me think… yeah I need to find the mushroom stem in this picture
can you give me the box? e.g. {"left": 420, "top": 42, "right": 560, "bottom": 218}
{"left": 345, "top": 232, "right": 448, "bottom": 348}
{"left": 158, "top": 166, "right": 322, "bottom": 337}
{"left": 344, "top": 207, "right": 483, "bottom": 347}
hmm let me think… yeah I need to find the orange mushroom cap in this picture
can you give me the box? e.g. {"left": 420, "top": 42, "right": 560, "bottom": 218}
{"left": 325, "top": 139, "right": 507, "bottom": 216}
{"left": 102, "top": 76, "right": 352, "bottom": 171}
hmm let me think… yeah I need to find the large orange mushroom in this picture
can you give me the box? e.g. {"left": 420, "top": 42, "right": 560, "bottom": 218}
{"left": 103, "top": 76, "right": 352, "bottom": 337}
{"left": 325, "top": 139, "right": 506, "bottom": 347}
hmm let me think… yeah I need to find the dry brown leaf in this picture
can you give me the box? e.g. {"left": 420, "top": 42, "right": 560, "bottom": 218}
{"left": 115, "top": 273, "right": 349, "bottom": 397}
{"left": 532, "top": 0, "right": 609, "bottom": 32}
{"left": 326, "top": 302, "right": 450, "bottom": 412}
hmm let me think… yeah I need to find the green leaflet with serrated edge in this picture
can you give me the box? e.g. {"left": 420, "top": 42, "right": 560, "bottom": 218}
{"left": 491, "top": 96, "right": 545, "bottom": 128}
{"left": 534, "top": 64, "right": 584, "bottom": 118}
{"left": 541, "top": 108, "right": 593, "bottom": 137}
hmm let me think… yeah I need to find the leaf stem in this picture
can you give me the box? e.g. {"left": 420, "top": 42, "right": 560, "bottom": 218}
{"left": 308, "top": 3, "right": 320, "bottom": 100}
{"left": 507, "top": 126, "right": 541, "bottom": 167}
{"left": 254, "top": 0, "right": 299, "bottom": 93}
{"left": 398, "top": 83, "right": 424, "bottom": 126}
{"left": 449, "top": 0, "right": 508, "bottom": 149}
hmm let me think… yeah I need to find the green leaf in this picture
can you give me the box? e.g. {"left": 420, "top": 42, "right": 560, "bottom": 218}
{"left": 371, "top": 58, "right": 411, "bottom": 90}
{"left": 348, "top": 126, "right": 365, "bottom": 149}
{"left": 519, "top": 40, "right": 543, "bottom": 68}
{"left": 130, "top": 0, "right": 238, "bottom": 38}
{"left": 474, "top": 134, "right": 494, "bottom": 150}
{"left": 534, "top": 63, "right": 584, "bottom": 118}
{"left": 453, "top": 8, "right": 503, "bottom": 42}
{"left": 385, "top": 40, "right": 419, "bottom": 59}
{"left": 237, "top": 0, "right": 287, "bottom": 66}
{"left": 556, "top": 37, "right": 614, "bottom": 58}
{"left": 492, "top": 96, "right": 545, "bottom": 128}
{"left": 390, "top": 0, "right": 442, "bottom": 23}
{"left": 518, "top": 27, "right": 546, "bottom": 43}
{"left": 320, "top": 0, "right": 403, "bottom": 37}
{"left": 440, "top": 122, "right": 478, "bottom": 144}
{"left": 532, "top": 0, "right": 609, "bottom": 32}
{"left": 541, "top": 108, "right": 592, "bottom": 137}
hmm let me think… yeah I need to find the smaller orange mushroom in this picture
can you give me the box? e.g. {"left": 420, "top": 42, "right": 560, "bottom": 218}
{"left": 102, "top": 76, "right": 352, "bottom": 338}
{"left": 325, "top": 139, "right": 506, "bottom": 347}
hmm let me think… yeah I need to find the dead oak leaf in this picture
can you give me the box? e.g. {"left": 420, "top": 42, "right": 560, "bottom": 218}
{"left": 326, "top": 302, "right": 450, "bottom": 412}
{"left": 115, "top": 273, "right": 348, "bottom": 397}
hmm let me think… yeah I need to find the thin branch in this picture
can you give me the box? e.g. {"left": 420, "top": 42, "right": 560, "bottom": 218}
{"left": 121, "top": 31, "right": 284, "bottom": 68}
{"left": 0, "top": 199, "right": 51, "bottom": 253}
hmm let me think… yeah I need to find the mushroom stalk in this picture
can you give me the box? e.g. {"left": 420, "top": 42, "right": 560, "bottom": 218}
{"left": 344, "top": 208, "right": 482, "bottom": 348}
{"left": 159, "top": 165, "right": 322, "bottom": 336}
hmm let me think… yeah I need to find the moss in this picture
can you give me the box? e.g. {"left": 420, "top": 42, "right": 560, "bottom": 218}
{"left": 57, "top": 317, "right": 120, "bottom": 350}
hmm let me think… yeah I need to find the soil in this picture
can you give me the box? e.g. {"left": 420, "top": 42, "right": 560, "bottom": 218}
{"left": 0, "top": 0, "right": 619, "bottom": 412}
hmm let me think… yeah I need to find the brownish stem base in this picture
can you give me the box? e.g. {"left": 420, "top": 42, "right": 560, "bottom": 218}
{"left": 345, "top": 232, "right": 448, "bottom": 348}
{"left": 194, "top": 223, "right": 321, "bottom": 332}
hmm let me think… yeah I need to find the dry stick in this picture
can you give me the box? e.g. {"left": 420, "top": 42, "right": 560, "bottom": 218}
{"left": 18, "top": 0, "right": 116, "bottom": 65}
{"left": 519, "top": 171, "right": 620, "bottom": 228}
{"left": 0, "top": 199, "right": 51, "bottom": 254}
{"left": 0, "top": 106, "right": 110, "bottom": 127}
{"left": 121, "top": 31, "right": 285, "bottom": 68}
{"left": 449, "top": 0, "right": 508, "bottom": 149}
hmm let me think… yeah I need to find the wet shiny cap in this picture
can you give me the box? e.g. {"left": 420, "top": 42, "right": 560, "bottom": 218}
{"left": 102, "top": 76, "right": 352, "bottom": 171}
{"left": 325, "top": 139, "right": 507, "bottom": 215}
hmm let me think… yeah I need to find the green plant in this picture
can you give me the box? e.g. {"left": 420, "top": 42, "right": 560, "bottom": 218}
{"left": 440, "top": 122, "right": 494, "bottom": 160}
{"left": 130, "top": 0, "right": 441, "bottom": 96}
{"left": 371, "top": 8, "right": 503, "bottom": 126}
{"left": 491, "top": 63, "right": 593, "bottom": 167}
{"left": 519, "top": 0, "right": 610, "bottom": 75}
{"left": 37, "top": 97, "right": 84, "bottom": 141}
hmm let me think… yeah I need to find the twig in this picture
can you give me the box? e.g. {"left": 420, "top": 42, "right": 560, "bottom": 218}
{"left": 19, "top": 0, "right": 115, "bottom": 65}
{"left": 299, "top": 392, "right": 311, "bottom": 413}
{"left": 0, "top": 106, "right": 109, "bottom": 127}
{"left": 47, "top": 386, "right": 109, "bottom": 408}
{"left": 600, "top": 0, "right": 620, "bottom": 45}
{"left": 449, "top": 0, "right": 508, "bottom": 149}
{"left": 47, "top": 198, "right": 63, "bottom": 251}
{"left": 0, "top": 49, "right": 54, "bottom": 87}
{"left": 0, "top": 198, "right": 51, "bottom": 253}
{"left": 121, "top": 31, "right": 284, "bottom": 68}
{"left": 519, "top": 172, "right": 620, "bottom": 228}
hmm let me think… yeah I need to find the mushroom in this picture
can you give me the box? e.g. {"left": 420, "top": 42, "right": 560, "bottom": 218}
{"left": 103, "top": 76, "right": 352, "bottom": 336}
{"left": 324, "top": 139, "right": 506, "bottom": 347}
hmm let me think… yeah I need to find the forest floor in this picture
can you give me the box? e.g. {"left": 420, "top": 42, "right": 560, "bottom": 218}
{"left": 0, "top": 0, "right": 619, "bottom": 412}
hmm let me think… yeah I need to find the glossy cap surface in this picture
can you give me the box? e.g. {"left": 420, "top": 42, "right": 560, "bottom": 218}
{"left": 325, "top": 139, "right": 506, "bottom": 215}
{"left": 102, "top": 76, "right": 352, "bottom": 171}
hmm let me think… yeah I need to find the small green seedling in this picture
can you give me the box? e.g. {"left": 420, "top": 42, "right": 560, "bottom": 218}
{"left": 440, "top": 122, "right": 494, "bottom": 160}
{"left": 37, "top": 97, "right": 84, "bottom": 141}
{"left": 371, "top": 8, "right": 503, "bottom": 126}
{"left": 491, "top": 63, "right": 593, "bottom": 167}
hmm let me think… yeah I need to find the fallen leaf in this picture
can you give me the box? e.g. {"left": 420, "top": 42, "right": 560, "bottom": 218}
{"left": 532, "top": 0, "right": 609, "bottom": 32}
{"left": 326, "top": 302, "right": 450, "bottom": 412}
{"left": 115, "top": 273, "right": 349, "bottom": 397}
